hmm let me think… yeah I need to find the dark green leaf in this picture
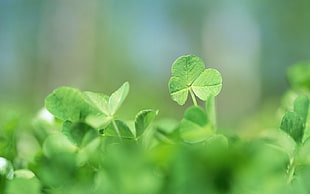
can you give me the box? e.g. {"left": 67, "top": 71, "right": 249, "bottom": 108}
{"left": 280, "top": 112, "right": 305, "bottom": 143}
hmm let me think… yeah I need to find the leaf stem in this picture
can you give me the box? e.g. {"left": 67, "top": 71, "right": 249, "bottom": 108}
{"left": 112, "top": 119, "right": 121, "bottom": 139}
{"left": 189, "top": 88, "right": 198, "bottom": 106}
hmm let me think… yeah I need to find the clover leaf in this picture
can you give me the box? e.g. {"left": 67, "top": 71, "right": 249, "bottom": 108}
{"left": 83, "top": 82, "right": 129, "bottom": 116}
{"left": 45, "top": 87, "right": 97, "bottom": 121}
{"left": 168, "top": 55, "right": 222, "bottom": 105}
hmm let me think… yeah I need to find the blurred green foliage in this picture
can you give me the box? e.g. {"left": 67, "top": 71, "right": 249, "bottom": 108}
{"left": 0, "top": 59, "right": 310, "bottom": 193}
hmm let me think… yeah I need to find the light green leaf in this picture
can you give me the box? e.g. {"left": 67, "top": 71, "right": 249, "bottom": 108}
{"left": 280, "top": 112, "right": 304, "bottom": 143}
{"left": 192, "top": 69, "right": 222, "bottom": 100}
{"left": 109, "top": 82, "right": 130, "bottom": 115}
{"left": 168, "top": 77, "right": 189, "bottom": 105}
{"left": 83, "top": 92, "right": 110, "bottom": 115}
{"left": 168, "top": 55, "right": 222, "bottom": 105}
{"left": 104, "top": 120, "right": 134, "bottom": 138}
{"left": 45, "top": 87, "right": 95, "bottom": 121}
{"left": 135, "top": 110, "right": 158, "bottom": 138}
{"left": 171, "top": 55, "right": 205, "bottom": 85}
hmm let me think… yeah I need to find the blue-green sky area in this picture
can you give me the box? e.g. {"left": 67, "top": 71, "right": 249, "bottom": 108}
{"left": 1, "top": 0, "right": 310, "bottom": 126}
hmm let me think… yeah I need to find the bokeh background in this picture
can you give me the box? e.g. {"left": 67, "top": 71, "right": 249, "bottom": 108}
{"left": 1, "top": 0, "right": 310, "bottom": 131}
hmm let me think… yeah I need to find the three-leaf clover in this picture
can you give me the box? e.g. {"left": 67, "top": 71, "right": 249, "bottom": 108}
{"left": 168, "top": 55, "right": 222, "bottom": 106}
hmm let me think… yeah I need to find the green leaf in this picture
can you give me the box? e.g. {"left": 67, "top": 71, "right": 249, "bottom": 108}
{"left": 168, "top": 55, "right": 222, "bottom": 105}
{"left": 83, "top": 82, "right": 129, "bottom": 116}
{"left": 294, "top": 95, "right": 309, "bottom": 124}
{"left": 179, "top": 106, "right": 213, "bottom": 143}
{"left": 171, "top": 55, "right": 205, "bottom": 85}
{"left": 45, "top": 87, "right": 95, "bottom": 121}
{"left": 83, "top": 92, "right": 110, "bottom": 115}
{"left": 280, "top": 112, "right": 305, "bottom": 143}
{"left": 109, "top": 82, "right": 130, "bottom": 115}
{"left": 135, "top": 110, "right": 158, "bottom": 138}
{"left": 104, "top": 120, "right": 134, "bottom": 138}
{"left": 168, "top": 77, "right": 189, "bottom": 105}
{"left": 192, "top": 69, "right": 222, "bottom": 100}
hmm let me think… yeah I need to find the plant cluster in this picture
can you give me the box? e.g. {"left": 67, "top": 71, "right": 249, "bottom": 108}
{"left": 1, "top": 55, "right": 310, "bottom": 194}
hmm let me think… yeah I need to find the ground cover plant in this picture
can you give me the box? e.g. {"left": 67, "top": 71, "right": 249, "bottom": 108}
{"left": 1, "top": 55, "right": 310, "bottom": 194}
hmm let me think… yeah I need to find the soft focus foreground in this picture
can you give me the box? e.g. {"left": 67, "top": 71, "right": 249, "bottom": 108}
{"left": 1, "top": 56, "right": 310, "bottom": 193}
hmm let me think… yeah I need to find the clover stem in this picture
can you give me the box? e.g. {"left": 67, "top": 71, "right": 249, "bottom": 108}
{"left": 206, "top": 96, "right": 217, "bottom": 130}
{"left": 189, "top": 88, "right": 198, "bottom": 106}
{"left": 112, "top": 119, "right": 122, "bottom": 139}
